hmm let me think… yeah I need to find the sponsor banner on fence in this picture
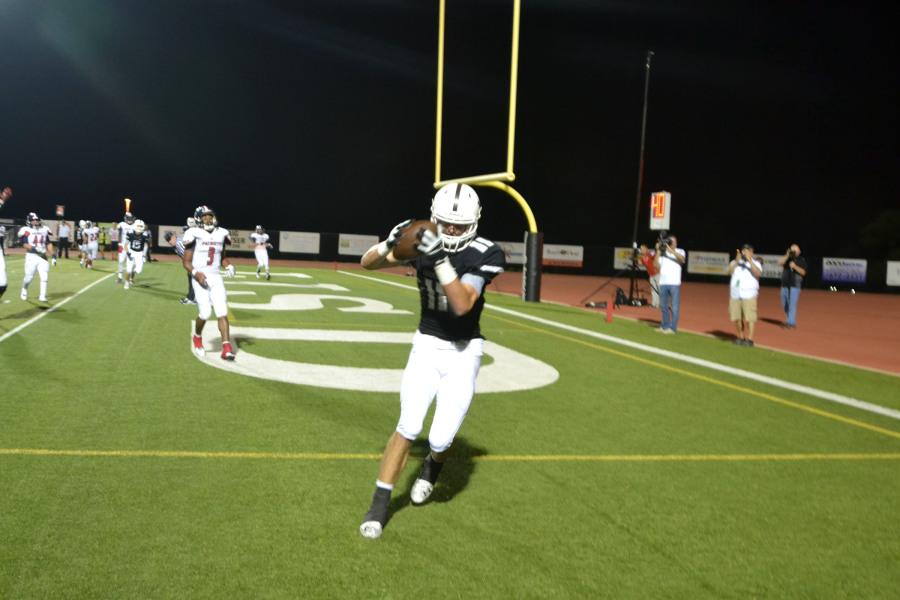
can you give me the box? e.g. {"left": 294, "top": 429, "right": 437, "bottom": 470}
{"left": 686, "top": 250, "right": 728, "bottom": 275}
{"left": 226, "top": 229, "right": 261, "bottom": 252}
{"left": 543, "top": 244, "right": 583, "bottom": 267}
{"left": 755, "top": 253, "right": 784, "bottom": 279}
{"left": 614, "top": 246, "right": 643, "bottom": 271}
{"left": 822, "top": 257, "right": 867, "bottom": 284}
{"left": 338, "top": 233, "right": 379, "bottom": 256}
{"left": 156, "top": 225, "right": 182, "bottom": 248}
{"left": 887, "top": 261, "right": 900, "bottom": 286}
{"left": 496, "top": 241, "right": 525, "bottom": 265}
{"left": 279, "top": 231, "right": 321, "bottom": 254}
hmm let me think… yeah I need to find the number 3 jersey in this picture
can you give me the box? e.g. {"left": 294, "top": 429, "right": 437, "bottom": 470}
{"left": 182, "top": 226, "right": 232, "bottom": 274}
{"left": 412, "top": 237, "right": 505, "bottom": 341}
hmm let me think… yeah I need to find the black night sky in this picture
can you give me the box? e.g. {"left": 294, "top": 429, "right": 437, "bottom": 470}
{"left": 1, "top": 0, "right": 897, "bottom": 258}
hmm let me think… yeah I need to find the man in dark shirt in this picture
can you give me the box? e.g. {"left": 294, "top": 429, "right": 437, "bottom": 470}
{"left": 777, "top": 243, "right": 808, "bottom": 328}
{"left": 357, "top": 183, "right": 505, "bottom": 540}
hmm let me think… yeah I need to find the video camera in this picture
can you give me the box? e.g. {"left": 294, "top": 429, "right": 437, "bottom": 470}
{"left": 656, "top": 231, "right": 672, "bottom": 251}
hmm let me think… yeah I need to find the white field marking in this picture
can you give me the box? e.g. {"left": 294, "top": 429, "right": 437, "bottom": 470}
{"left": 228, "top": 294, "right": 411, "bottom": 314}
{"left": 226, "top": 291, "right": 257, "bottom": 296}
{"left": 0, "top": 274, "right": 114, "bottom": 344}
{"left": 339, "top": 270, "right": 900, "bottom": 421}
{"left": 2, "top": 448, "right": 899, "bottom": 463}
{"left": 235, "top": 271, "right": 312, "bottom": 279}
{"left": 193, "top": 325, "right": 559, "bottom": 393}
{"left": 225, "top": 281, "right": 349, "bottom": 291}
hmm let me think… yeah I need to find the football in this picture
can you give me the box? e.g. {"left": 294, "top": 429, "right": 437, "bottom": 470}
{"left": 392, "top": 219, "right": 437, "bottom": 261}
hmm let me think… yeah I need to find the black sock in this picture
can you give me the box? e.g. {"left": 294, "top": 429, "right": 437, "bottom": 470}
{"left": 0, "top": 285, "right": 6, "bottom": 298}
{"left": 420, "top": 453, "right": 444, "bottom": 484}
{"left": 364, "top": 487, "right": 391, "bottom": 524}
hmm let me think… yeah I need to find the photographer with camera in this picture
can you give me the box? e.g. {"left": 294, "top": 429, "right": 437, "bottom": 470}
{"left": 777, "top": 243, "right": 807, "bottom": 329}
{"left": 653, "top": 233, "right": 686, "bottom": 333}
{"left": 728, "top": 244, "right": 762, "bottom": 346}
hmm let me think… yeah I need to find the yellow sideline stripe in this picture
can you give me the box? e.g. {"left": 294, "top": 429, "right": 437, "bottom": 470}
{"left": 487, "top": 314, "right": 900, "bottom": 441}
{"left": 2, "top": 448, "right": 899, "bottom": 462}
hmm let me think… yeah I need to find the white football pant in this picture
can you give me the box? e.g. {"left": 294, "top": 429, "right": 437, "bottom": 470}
{"left": 192, "top": 272, "right": 229, "bottom": 320}
{"left": 0, "top": 250, "right": 7, "bottom": 288}
{"left": 254, "top": 248, "right": 269, "bottom": 269}
{"left": 86, "top": 242, "right": 99, "bottom": 260}
{"left": 126, "top": 251, "right": 145, "bottom": 275}
{"left": 22, "top": 253, "right": 49, "bottom": 298}
{"left": 396, "top": 331, "right": 483, "bottom": 453}
{"left": 117, "top": 245, "right": 127, "bottom": 273}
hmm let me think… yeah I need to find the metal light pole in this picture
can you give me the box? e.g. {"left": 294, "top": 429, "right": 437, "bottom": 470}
{"left": 629, "top": 50, "right": 654, "bottom": 304}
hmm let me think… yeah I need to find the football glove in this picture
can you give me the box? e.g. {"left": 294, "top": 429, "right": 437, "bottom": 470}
{"left": 223, "top": 264, "right": 235, "bottom": 278}
{"left": 416, "top": 228, "right": 445, "bottom": 259}
{"left": 385, "top": 218, "right": 413, "bottom": 250}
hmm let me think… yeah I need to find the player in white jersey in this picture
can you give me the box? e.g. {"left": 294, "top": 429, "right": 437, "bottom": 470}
{"left": 0, "top": 186, "right": 12, "bottom": 299}
{"left": 182, "top": 205, "right": 236, "bottom": 360}
{"left": 81, "top": 221, "right": 100, "bottom": 269}
{"left": 250, "top": 225, "right": 273, "bottom": 280}
{"left": 18, "top": 212, "right": 55, "bottom": 302}
{"left": 116, "top": 212, "right": 136, "bottom": 283}
{"left": 124, "top": 220, "right": 151, "bottom": 289}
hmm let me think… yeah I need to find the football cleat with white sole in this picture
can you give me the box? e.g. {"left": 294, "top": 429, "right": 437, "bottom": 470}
{"left": 359, "top": 520, "right": 383, "bottom": 539}
{"left": 20, "top": 290, "right": 27, "bottom": 301}
{"left": 221, "top": 341, "right": 236, "bottom": 361}
{"left": 192, "top": 335, "right": 206, "bottom": 358}
{"left": 410, "top": 478, "right": 434, "bottom": 505}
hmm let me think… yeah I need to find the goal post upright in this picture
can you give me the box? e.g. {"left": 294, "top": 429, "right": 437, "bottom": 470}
{"left": 433, "top": 0, "right": 542, "bottom": 301}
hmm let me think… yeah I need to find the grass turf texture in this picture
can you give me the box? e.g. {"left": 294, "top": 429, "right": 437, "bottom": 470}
{"left": 1, "top": 258, "right": 898, "bottom": 598}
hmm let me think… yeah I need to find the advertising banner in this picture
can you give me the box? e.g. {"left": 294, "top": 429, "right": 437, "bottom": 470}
{"left": 338, "top": 233, "right": 379, "bottom": 256}
{"left": 495, "top": 241, "right": 525, "bottom": 265}
{"left": 887, "top": 261, "right": 900, "bottom": 286}
{"left": 755, "top": 253, "right": 784, "bottom": 279}
{"left": 156, "top": 225, "right": 182, "bottom": 248}
{"left": 822, "top": 257, "right": 867, "bottom": 284}
{"left": 614, "top": 246, "right": 642, "bottom": 271}
{"left": 543, "top": 244, "right": 583, "bottom": 268}
{"left": 279, "top": 231, "right": 321, "bottom": 254}
{"left": 686, "top": 250, "right": 728, "bottom": 275}
{"left": 225, "top": 229, "right": 260, "bottom": 252}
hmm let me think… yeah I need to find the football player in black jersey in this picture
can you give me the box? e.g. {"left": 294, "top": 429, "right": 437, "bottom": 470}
{"left": 358, "top": 183, "right": 505, "bottom": 539}
{"left": 123, "top": 219, "right": 151, "bottom": 289}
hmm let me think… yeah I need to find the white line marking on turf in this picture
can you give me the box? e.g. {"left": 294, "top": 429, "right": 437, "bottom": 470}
{"left": 0, "top": 274, "right": 114, "bottom": 344}
{"left": 338, "top": 270, "right": 900, "bottom": 421}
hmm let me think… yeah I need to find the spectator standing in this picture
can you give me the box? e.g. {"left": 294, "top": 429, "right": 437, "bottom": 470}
{"left": 56, "top": 221, "right": 71, "bottom": 259}
{"left": 777, "top": 244, "right": 807, "bottom": 329}
{"left": 639, "top": 243, "right": 659, "bottom": 308}
{"left": 654, "top": 234, "right": 686, "bottom": 333}
{"left": 728, "top": 244, "right": 762, "bottom": 346}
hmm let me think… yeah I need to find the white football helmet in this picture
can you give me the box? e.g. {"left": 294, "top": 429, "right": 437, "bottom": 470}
{"left": 133, "top": 219, "right": 146, "bottom": 234}
{"left": 124, "top": 212, "right": 135, "bottom": 225}
{"left": 194, "top": 205, "right": 217, "bottom": 232}
{"left": 186, "top": 217, "right": 197, "bottom": 228}
{"left": 78, "top": 219, "right": 86, "bottom": 229}
{"left": 85, "top": 220, "right": 93, "bottom": 229}
{"left": 27, "top": 212, "right": 42, "bottom": 227}
{"left": 430, "top": 183, "right": 481, "bottom": 253}
{"left": 255, "top": 225, "right": 264, "bottom": 234}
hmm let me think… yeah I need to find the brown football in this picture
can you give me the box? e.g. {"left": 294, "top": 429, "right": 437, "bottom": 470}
{"left": 392, "top": 219, "right": 437, "bottom": 260}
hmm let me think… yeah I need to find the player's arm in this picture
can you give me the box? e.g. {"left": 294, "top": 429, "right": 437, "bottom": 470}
{"left": 361, "top": 219, "right": 412, "bottom": 270}
{"left": 182, "top": 237, "right": 208, "bottom": 288}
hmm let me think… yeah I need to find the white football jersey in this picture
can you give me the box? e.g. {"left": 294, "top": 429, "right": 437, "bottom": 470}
{"left": 83, "top": 226, "right": 100, "bottom": 244}
{"left": 18, "top": 225, "right": 52, "bottom": 253}
{"left": 250, "top": 232, "right": 269, "bottom": 247}
{"left": 117, "top": 221, "right": 134, "bottom": 244}
{"left": 183, "top": 226, "right": 231, "bottom": 274}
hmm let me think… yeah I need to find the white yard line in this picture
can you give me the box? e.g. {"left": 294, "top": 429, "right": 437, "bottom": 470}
{"left": 339, "top": 270, "right": 900, "bottom": 421}
{"left": 0, "top": 274, "right": 114, "bottom": 344}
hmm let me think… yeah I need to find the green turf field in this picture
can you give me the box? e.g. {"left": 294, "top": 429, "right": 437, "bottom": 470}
{"left": 1, "top": 255, "right": 899, "bottom": 598}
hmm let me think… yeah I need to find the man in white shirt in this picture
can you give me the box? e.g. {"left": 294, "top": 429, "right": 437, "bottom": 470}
{"left": 56, "top": 221, "right": 72, "bottom": 259}
{"left": 653, "top": 234, "right": 686, "bottom": 333}
{"left": 728, "top": 244, "right": 762, "bottom": 346}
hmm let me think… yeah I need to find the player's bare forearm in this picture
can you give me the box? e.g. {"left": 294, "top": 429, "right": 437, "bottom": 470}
{"left": 182, "top": 249, "right": 195, "bottom": 274}
{"left": 361, "top": 245, "right": 399, "bottom": 270}
{"left": 443, "top": 280, "right": 479, "bottom": 316}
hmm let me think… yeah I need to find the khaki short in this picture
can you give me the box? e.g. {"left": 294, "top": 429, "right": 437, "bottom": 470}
{"left": 729, "top": 297, "right": 758, "bottom": 322}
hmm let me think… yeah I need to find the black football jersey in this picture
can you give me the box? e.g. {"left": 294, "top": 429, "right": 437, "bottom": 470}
{"left": 413, "top": 237, "right": 505, "bottom": 341}
{"left": 126, "top": 230, "right": 151, "bottom": 252}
